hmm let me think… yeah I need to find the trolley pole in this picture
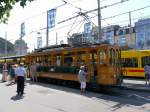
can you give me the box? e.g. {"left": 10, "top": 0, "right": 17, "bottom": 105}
{"left": 97, "top": 0, "right": 102, "bottom": 43}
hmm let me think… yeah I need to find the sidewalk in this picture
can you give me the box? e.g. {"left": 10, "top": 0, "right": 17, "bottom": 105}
{"left": 122, "top": 78, "right": 150, "bottom": 92}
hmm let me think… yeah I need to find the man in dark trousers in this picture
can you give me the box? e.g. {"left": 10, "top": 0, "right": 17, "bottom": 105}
{"left": 144, "top": 64, "right": 150, "bottom": 86}
{"left": 15, "top": 63, "right": 26, "bottom": 96}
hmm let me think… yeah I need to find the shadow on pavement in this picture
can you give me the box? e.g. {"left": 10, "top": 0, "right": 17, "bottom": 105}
{"left": 97, "top": 92, "right": 150, "bottom": 111}
{"left": 26, "top": 79, "right": 150, "bottom": 111}
{"left": 11, "top": 95, "right": 24, "bottom": 101}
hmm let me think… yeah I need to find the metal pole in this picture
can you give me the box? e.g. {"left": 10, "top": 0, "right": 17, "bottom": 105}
{"left": 4, "top": 32, "right": 7, "bottom": 57}
{"left": 46, "top": 11, "right": 49, "bottom": 47}
{"left": 20, "top": 36, "right": 22, "bottom": 55}
{"left": 56, "top": 32, "right": 58, "bottom": 45}
{"left": 97, "top": 0, "right": 102, "bottom": 43}
{"left": 129, "top": 11, "right": 133, "bottom": 48}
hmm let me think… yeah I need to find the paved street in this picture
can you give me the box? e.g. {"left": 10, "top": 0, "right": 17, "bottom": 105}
{"left": 0, "top": 74, "right": 150, "bottom": 112}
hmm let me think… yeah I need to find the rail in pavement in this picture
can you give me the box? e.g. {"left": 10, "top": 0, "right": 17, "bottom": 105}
{"left": 122, "top": 78, "right": 150, "bottom": 92}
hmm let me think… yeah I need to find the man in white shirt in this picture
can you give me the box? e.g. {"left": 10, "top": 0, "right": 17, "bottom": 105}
{"left": 15, "top": 63, "right": 26, "bottom": 96}
{"left": 78, "top": 66, "right": 87, "bottom": 93}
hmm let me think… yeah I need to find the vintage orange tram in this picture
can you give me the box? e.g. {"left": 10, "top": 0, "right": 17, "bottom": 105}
{"left": 26, "top": 44, "right": 122, "bottom": 86}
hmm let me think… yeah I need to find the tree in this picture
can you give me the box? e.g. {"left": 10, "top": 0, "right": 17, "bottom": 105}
{"left": 0, "top": 0, "right": 33, "bottom": 23}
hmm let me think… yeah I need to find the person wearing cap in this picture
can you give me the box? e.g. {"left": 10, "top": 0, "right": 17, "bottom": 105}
{"left": 15, "top": 63, "right": 26, "bottom": 96}
{"left": 78, "top": 66, "right": 87, "bottom": 93}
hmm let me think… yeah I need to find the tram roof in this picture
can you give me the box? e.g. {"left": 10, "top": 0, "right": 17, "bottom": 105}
{"left": 0, "top": 55, "right": 26, "bottom": 59}
{"left": 34, "top": 44, "right": 119, "bottom": 53}
{"left": 25, "top": 44, "right": 120, "bottom": 56}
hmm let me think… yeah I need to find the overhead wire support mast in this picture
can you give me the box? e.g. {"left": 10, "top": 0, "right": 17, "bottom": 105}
{"left": 97, "top": 0, "right": 102, "bottom": 42}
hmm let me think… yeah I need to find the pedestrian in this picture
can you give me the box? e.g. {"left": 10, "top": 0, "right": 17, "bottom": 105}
{"left": 26, "top": 64, "right": 30, "bottom": 78}
{"left": 8, "top": 65, "right": 16, "bottom": 85}
{"left": 15, "top": 63, "right": 26, "bottom": 96}
{"left": 1, "top": 63, "right": 8, "bottom": 82}
{"left": 78, "top": 66, "right": 87, "bottom": 93}
{"left": 30, "top": 63, "right": 38, "bottom": 82}
{"left": 144, "top": 64, "right": 150, "bottom": 86}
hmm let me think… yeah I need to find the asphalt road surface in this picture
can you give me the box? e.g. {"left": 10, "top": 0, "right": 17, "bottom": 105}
{"left": 0, "top": 78, "right": 149, "bottom": 112}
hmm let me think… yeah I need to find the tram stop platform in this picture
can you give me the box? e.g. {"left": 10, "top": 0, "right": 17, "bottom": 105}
{"left": 122, "top": 78, "right": 150, "bottom": 92}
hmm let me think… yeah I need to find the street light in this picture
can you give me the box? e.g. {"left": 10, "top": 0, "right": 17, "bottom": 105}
{"left": 4, "top": 32, "right": 7, "bottom": 57}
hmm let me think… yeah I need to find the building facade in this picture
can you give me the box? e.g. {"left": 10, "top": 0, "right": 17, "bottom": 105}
{"left": 0, "top": 37, "right": 15, "bottom": 57}
{"left": 115, "top": 26, "right": 136, "bottom": 49}
{"left": 14, "top": 39, "right": 28, "bottom": 55}
{"left": 135, "top": 18, "right": 150, "bottom": 50}
{"left": 103, "top": 25, "right": 120, "bottom": 45}
{"left": 68, "top": 18, "right": 150, "bottom": 50}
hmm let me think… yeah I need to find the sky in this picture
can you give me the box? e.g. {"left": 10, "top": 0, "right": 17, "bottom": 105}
{"left": 0, "top": 0, "right": 150, "bottom": 52}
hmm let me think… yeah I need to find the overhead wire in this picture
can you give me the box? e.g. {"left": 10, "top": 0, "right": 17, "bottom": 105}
{"left": 8, "top": 0, "right": 129, "bottom": 28}
{"left": 8, "top": 0, "right": 68, "bottom": 26}
{"left": 26, "top": 4, "right": 150, "bottom": 38}
{"left": 8, "top": 0, "right": 150, "bottom": 42}
{"left": 58, "top": 0, "right": 130, "bottom": 24}
{"left": 76, "top": 19, "right": 85, "bottom": 33}
{"left": 67, "top": 16, "right": 79, "bottom": 37}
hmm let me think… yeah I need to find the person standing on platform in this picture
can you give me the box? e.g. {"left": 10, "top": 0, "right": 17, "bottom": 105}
{"left": 7, "top": 64, "right": 16, "bottom": 85}
{"left": 15, "top": 63, "right": 26, "bottom": 96}
{"left": 30, "top": 63, "right": 38, "bottom": 82}
{"left": 78, "top": 66, "right": 87, "bottom": 93}
{"left": 144, "top": 64, "right": 150, "bottom": 86}
{"left": 1, "top": 63, "right": 8, "bottom": 82}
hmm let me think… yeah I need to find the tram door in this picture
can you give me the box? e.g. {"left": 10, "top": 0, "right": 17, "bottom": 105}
{"left": 89, "top": 52, "right": 98, "bottom": 83}
{"left": 97, "top": 49, "right": 109, "bottom": 85}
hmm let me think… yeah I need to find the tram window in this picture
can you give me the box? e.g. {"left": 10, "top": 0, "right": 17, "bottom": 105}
{"left": 99, "top": 50, "right": 106, "bottom": 64}
{"left": 109, "top": 49, "right": 116, "bottom": 66}
{"left": 90, "top": 52, "right": 97, "bottom": 64}
{"left": 142, "top": 56, "right": 150, "bottom": 67}
{"left": 64, "top": 57, "right": 73, "bottom": 66}
{"left": 56, "top": 56, "right": 61, "bottom": 66}
{"left": 36, "top": 57, "right": 40, "bottom": 62}
{"left": 121, "top": 58, "right": 138, "bottom": 67}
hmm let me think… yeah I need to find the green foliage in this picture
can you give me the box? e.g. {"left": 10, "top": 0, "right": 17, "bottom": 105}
{"left": 0, "top": 0, "right": 33, "bottom": 23}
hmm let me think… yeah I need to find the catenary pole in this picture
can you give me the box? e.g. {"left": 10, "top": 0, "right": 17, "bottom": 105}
{"left": 97, "top": 0, "right": 102, "bottom": 43}
{"left": 46, "top": 11, "right": 49, "bottom": 47}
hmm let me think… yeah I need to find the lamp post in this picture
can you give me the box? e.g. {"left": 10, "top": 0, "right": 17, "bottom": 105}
{"left": 4, "top": 32, "right": 7, "bottom": 57}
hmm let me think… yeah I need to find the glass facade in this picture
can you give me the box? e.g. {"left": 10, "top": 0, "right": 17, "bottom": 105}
{"left": 135, "top": 19, "right": 150, "bottom": 50}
